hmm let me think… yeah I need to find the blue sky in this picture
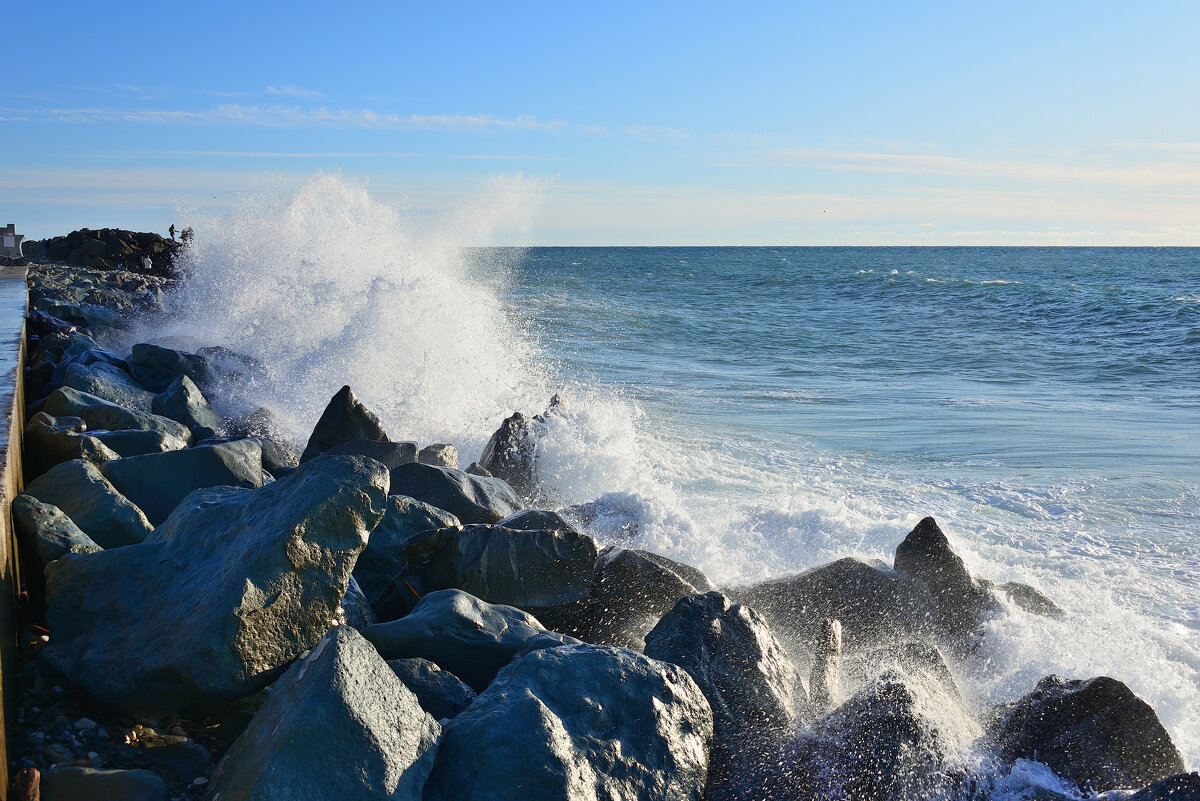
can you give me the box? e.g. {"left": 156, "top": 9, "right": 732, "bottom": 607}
{"left": 4, "top": 1, "right": 1199, "bottom": 244}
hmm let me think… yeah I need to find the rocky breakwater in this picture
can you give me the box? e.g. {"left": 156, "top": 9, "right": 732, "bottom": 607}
{"left": 5, "top": 260, "right": 1196, "bottom": 801}
{"left": 24, "top": 229, "right": 182, "bottom": 277}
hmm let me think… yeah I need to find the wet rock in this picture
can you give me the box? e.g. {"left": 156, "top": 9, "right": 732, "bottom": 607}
{"left": 732, "top": 557, "right": 937, "bottom": 658}
{"left": 48, "top": 348, "right": 129, "bottom": 389}
{"left": 339, "top": 575, "right": 376, "bottom": 630}
{"left": 299, "top": 385, "right": 389, "bottom": 463}
{"left": 28, "top": 309, "right": 84, "bottom": 337}
{"left": 388, "top": 462, "right": 522, "bottom": 524}
{"left": 423, "top": 644, "right": 712, "bottom": 801}
{"left": 985, "top": 674, "right": 1185, "bottom": 793}
{"left": 495, "top": 508, "right": 578, "bottom": 532}
{"left": 33, "top": 298, "right": 122, "bottom": 333}
{"left": 41, "top": 766, "right": 166, "bottom": 801}
{"left": 387, "top": 658, "right": 477, "bottom": 721}
{"left": 40, "top": 455, "right": 389, "bottom": 720}
{"left": 128, "top": 343, "right": 215, "bottom": 393}
{"left": 374, "top": 524, "right": 597, "bottom": 620}
{"left": 810, "top": 619, "right": 843, "bottom": 713}
{"left": 464, "top": 461, "right": 492, "bottom": 477}
{"left": 364, "top": 589, "right": 581, "bottom": 692}
{"left": 352, "top": 495, "right": 459, "bottom": 606}
{"left": 63, "top": 360, "right": 155, "bottom": 412}
{"left": 325, "top": 438, "right": 417, "bottom": 470}
{"left": 44, "top": 387, "right": 192, "bottom": 443}
{"left": 206, "top": 625, "right": 439, "bottom": 801}
{"left": 893, "top": 516, "right": 1002, "bottom": 637}
{"left": 997, "top": 580, "right": 1066, "bottom": 618}
{"left": 89, "top": 427, "right": 188, "bottom": 458}
{"left": 23, "top": 413, "right": 120, "bottom": 479}
{"left": 844, "top": 640, "right": 961, "bottom": 703}
{"left": 477, "top": 411, "right": 536, "bottom": 499}
{"left": 12, "top": 494, "right": 103, "bottom": 564}
{"left": 100, "top": 439, "right": 263, "bottom": 526}
{"left": 141, "top": 740, "right": 211, "bottom": 781}
{"left": 151, "top": 374, "right": 225, "bottom": 442}
{"left": 24, "top": 459, "right": 153, "bottom": 548}
{"left": 229, "top": 406, "right": 299, "bottom": 474}
{"left": 1130, "top": 772, "right": 1200, "bottom": 801}
{"left": 418, "top": 443, "right": 459, "bottom": 469}
{"left": 564, "top": 545, "right": 717, "bottom": 649}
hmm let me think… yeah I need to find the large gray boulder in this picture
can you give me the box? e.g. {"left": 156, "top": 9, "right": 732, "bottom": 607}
{"left": 893, "top": 517, "right": 1002, "bottom": 637}
{"left": 387, "top": 658, "right": 477, "bottom": 721}
{"left": 63, "top": 360, "right": 156, "bottom": 412}
{"left": 732, "top": 557, "right": 938, "bottom": 660}
{"left": 423, "top": 644, "right": 713, "bottom": 801}
{"left": 205, "top": 625, "right": 440, "bottom": 801}
{"left": 151, "top": 374, "right": 225, "bottom": 442}
{"left": 40, "top": 455, "right": 389, "bottom": 720}
{"left": 352, "top": 495, "right": 459, "bottom": 606}
{"left": 24, "top": 459, "right": 152, "bottom": 548}
{"left": 325, "top": 438, "right": 417, "bottom": 470}
{"left": 364, "top": 589, "right": 581, "bottom": 692}
{"left": 374, "top": 524, "right": 598, "bottom": 620}
{"left": 985, "top": 675, "right": 1185, "bottom": 793}
{"left": 12, "top": 494, "right": 103, "bottom": 565}
{"left": 44, "top": 387, "right": 192, "bottom": 443}
{"left": 388, "top": 462, "right": 522, "bottom": 524}
{"left": 418, "top": 443, "right": 458, "bottom": 469}
{"left": 100, "top": 438, "right": 264, "bottom": 526}
{"left": 496, "top": 508, "right": 579, "bottom": 532}
{"left": 299, "top": 385, "right": 389, "bottom": 463}
{"left": 129, "top": 342, "right": 216, "bottom": 393}
{"left": 23, "top": 413, "right": 119, "bottom": 479}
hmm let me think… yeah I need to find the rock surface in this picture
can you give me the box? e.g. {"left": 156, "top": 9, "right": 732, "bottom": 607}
{"left": 24, "top": 459, "right": 153, "bottom": 548}
{"left": 44, "top": 387, "right": 192, "bottom": 443}
{"left": 129, "top": 343, "right": 215, "bottom": 393}
{"left": 325, "top": 438, "right": 417, "bottom": 470}
{"left": 387, "top": 462, "right": 523, "bottom": 524}
{"left": 423, "top": 644, "right": 713, "bottom": 801}
{"left": 23, "top": 413, "right": 119, "bottom": 479}
{"left": 151, "top": 374, "right": 225, "bottom": 441}
{"left": 41, "top": 766, "right": 166, "bottom": 801}
{"left": 40, "top": 455, "right": 389, "bottom": 720}
{"left": 352, "top": 494, "right": 460, "bottom": 606}
{"left": 418, "top": 443, "right": 459, "bottom": 469}
{"left": 986, "top": 674, "right": 1185, "bottom": 793}
{"left": 299, "top": 385, "right": 389, "bottom": 463}
{"left": 387, "top": 658, "right": 477, "bottom": 721}
{"left": 205, "top": 625, "right": 440, "bottom": 801}
{"left": 63, "top": 360, "right": 156, "bottom": 412}
{"left": 364, "top": 589, "right": 581, "bottom": 692}
{"left": 893, "top": 516, "right": 1002, "bottom": 637}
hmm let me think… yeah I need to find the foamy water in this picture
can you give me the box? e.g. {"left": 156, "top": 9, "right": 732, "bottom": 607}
{"left": 139, "top": 177, "right": 1199, "bottom": 783}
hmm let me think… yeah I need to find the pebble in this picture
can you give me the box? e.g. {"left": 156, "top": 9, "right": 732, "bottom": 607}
{"left": 42, "top": 743, "right": 73, "bottom": 764}
{"left": 192, "top": 777, "right": 209, "bottom": 786}
{"left": 74, "top": 717, "right": 98, "bottom": 730}
{"left": 28, "top": 731, "right": 44, "bottom": 746}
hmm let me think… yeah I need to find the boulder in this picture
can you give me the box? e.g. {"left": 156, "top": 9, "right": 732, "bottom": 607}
{"left": 564, "top": 546, "right": 717, "bottom": 648}
{"left": 1130, "top": 773, "right": 1200, "bottom": 801}
{"left": 100, "top": 439, "right": 264, "bottom": 526}
{"left": 40, "top": 767, "right": 166, "bottom": 801}
{"left": 997, "top": 581, "right": 1066, "bottom": 618}
{"left": 423, "top": 644, "right": 712, "bottom": 801}
{"left": 63, "top": 360, "right": 155, "bottom": 412}
{"left": 33, "top": 298, "right": 122, "bottom": 332}
{"left": 44, "top": 387, "right": 192, "bottom": 443}
{"left": 230, "top": 406, "right": 299, "bottom": 474}
{"left": 388, "top": 462, "right": 522, "bottom": 524}
{"left": 387, "top": 658, "right": 477, "bottom": 721}
{"left": 27, "top": 309, "right": 84, "bottom": 337}
{"left": 12, "top": 494, "right": 103, "bottom": 564}
{"left": 477, "top": 411, "right": 536, "bottom": 499}
{"left": 985, "top": 675, "right": 1185, "bottom": 793}
{"left": 844, "top": 640, "right": 961, "bottom": 704}
{"left": 352, "top": 495, "right": 460, "bottom": 606}
{"left": 732, "top": 557, "right": 938, "bottom": 659}
{"left": 23, "top": 413, "right": 120, "bottom": 479}
{"left": 129, "top": 342, "right": 215, "bottom": 393}
{"left": 325, "top": 438, "right": 417, "bottom": 470}
{"left": 206, "top": 625, "right": 439, "bottom": 801}
{"left": 496, "top": 508, "right": 579, "bottom": 532}
{"left": 299, "top": 385, "right": 389, "bottom": 463}
{"left": 364, "top": 589, "right": 581, "bottom": 693}
{"left": 48, "top": 347, "right": 129, "bottom": 388}
{"left": 24, "top": 459, "right": 152, "bottom": 548}
{"left": 418, "top": 443, "right": 459, "bottom": 469}
{"left": 151, "top": 374, "right": 225, "bottom": 441}
{"left": 40, "top": 455, "right": 389, "bottom": 720}
{"left": 87, "top": 427, "right": 189, "bottom": 458}
{"left": 893, "top": 517, "right": 1002, "bottom": 637}
{"left": 374, "top": 524, "right": 598, "bottom": 620}
{"left": 339, "top": 575, "right": 376, "bottom": 630}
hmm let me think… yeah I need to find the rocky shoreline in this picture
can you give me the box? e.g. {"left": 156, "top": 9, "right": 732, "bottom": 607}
{"left": 6, "top": 258, "right": 1197, "bottom": 800}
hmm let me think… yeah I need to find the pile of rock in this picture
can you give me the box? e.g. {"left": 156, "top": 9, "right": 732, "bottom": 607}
{"left": 8, "top": 261, "right": 1196, "bottom": 801}
{"left": 24, "top": 229, "right": 181, "bottom": 277}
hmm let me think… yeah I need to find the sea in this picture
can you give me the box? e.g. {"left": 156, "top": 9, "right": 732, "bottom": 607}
{"left": 142, "top": 175, "right": 1200, "bottom": 792}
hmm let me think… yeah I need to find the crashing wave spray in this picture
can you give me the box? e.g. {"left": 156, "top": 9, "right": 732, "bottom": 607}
{"left": 134, "top": 173, "right": 548, "bottom": 459}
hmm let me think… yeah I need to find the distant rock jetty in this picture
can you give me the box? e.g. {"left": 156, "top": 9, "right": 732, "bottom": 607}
{"left": 23, "top": 228, "right": 182, "bottom": 277}
{"left": 8, "top": 260, "right": 1197, "bottom": 801}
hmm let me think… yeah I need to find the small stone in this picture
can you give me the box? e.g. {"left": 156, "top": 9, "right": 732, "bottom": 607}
{"left": 74, "top": 717, "right": 97, "bottom": 730}
{"left": 192, "top": 777, "right": 209, "bottom": 786}
{"left": 29, "top": 731, "right": 45, "bottom": 746}
{"left": 43, "top": 743, "right": 74, "bottom": 764}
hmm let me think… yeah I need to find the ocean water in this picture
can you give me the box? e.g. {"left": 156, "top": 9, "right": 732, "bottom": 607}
{"left": 145, "top": 176, "right": 1200, "bottom": 788}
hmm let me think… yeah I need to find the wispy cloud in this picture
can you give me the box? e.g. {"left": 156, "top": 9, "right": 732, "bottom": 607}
{"left": 78, "top": 150, "right": 567, "bottom": 161}
{"left": 620, "top": 125, "right": 690, "bottom": 143}
{"left": 266, "top": 84, "right": 326, "bottom": 100}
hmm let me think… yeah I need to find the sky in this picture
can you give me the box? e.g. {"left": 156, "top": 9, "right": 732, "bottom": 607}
{"left": 3, "top": 1, "right": 1200, "bottom": 245}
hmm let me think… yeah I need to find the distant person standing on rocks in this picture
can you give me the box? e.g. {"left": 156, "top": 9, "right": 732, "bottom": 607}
{"left": 169, "top": 224, "right": 176, "bottom": 241}
{"left": 142, "top": 255, "right": 152, "bottom": 272}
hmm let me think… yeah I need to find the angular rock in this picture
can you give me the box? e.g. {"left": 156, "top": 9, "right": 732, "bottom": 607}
{"left": 41, "top": 766, "right": 166, "bottom": 801}
{"left": 418, "top": 443, "right": 459, "bottom": 469}
{"left": 230, "top": 406, "right": 299, "bottom": 474}
{"left": 364, "top": 589, "right": 581, "bottom": 692}
{"left": 87, "top": 426, "right": 189, "bottom": 458}
{"left": 299, "top": 385, "right": 389, "bottom": 463}
{"left": 23, "top": 413, "right": 120, "bottom": 479}
{"left": 353, "top": 495, "right": 460, "bottom": 606}
{"left": 44, "top": 387, "right": 192, "bottom": 443}
{"left": 34, "top": 298, "right": 122, "bottom": 332}
{"left": 388, "top": 462, "right": 522, "bottom": 524}
{"left": 810, "top": 618, "right": 843, "bottom": 714}
{"left": 387, "top": 658, "right": 477, "bottom": 721}
{"left": 339, "top": 575, "right": 376, "bottom": 630}
{"left": 151, "top": 374, "right": 225, "bottom": 441}
{"left": 63, "top": 360, "right": 156, "bottom": 412}
{"left": 1130, "top": 773, "right": 1200, "bottom": 801}
{"left": 496, "top": 508, "right": 579, "bottom": 532}
{"left": 998, "top": 581, "right": 1066, "bottom": 618}
{"left": 129, "top": 342, "right": 215, "bottom": 393}
{"left": 206, "top": 625, "right": 439, "bottom": 801}
{"left": 986, "top": 675, "right": 1185, "bottom": 793}
{"left": 24, "top": 459, "right": 152, "bottom": 548}
{"left": 893, "top": 516, "right": 1002, "bottom": 636}
{"left": 325, "top": 438, "right": 417, "bottom": 470}
{"left": 100, "top": 439, "right": 264, "bottom": 526}
{"left": 477, "top": 411, "right": 536, "bottom": 498}
{"left": 40, "top": 455, "right": 389, "bottom": 720}
{"left": 12, "top": 494, "right": 103, "bottom": 565}
{"left": 423, "top": 644, "right": 712, "bottom": 801}
{"left": 48, "top": 347, "right": 129, "bottom": 388}
{"left": 374, "top": 523, "right": 598, "bottom": 620}
{"left": 732, "top": 557, "right": 938, "bottom": 658}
